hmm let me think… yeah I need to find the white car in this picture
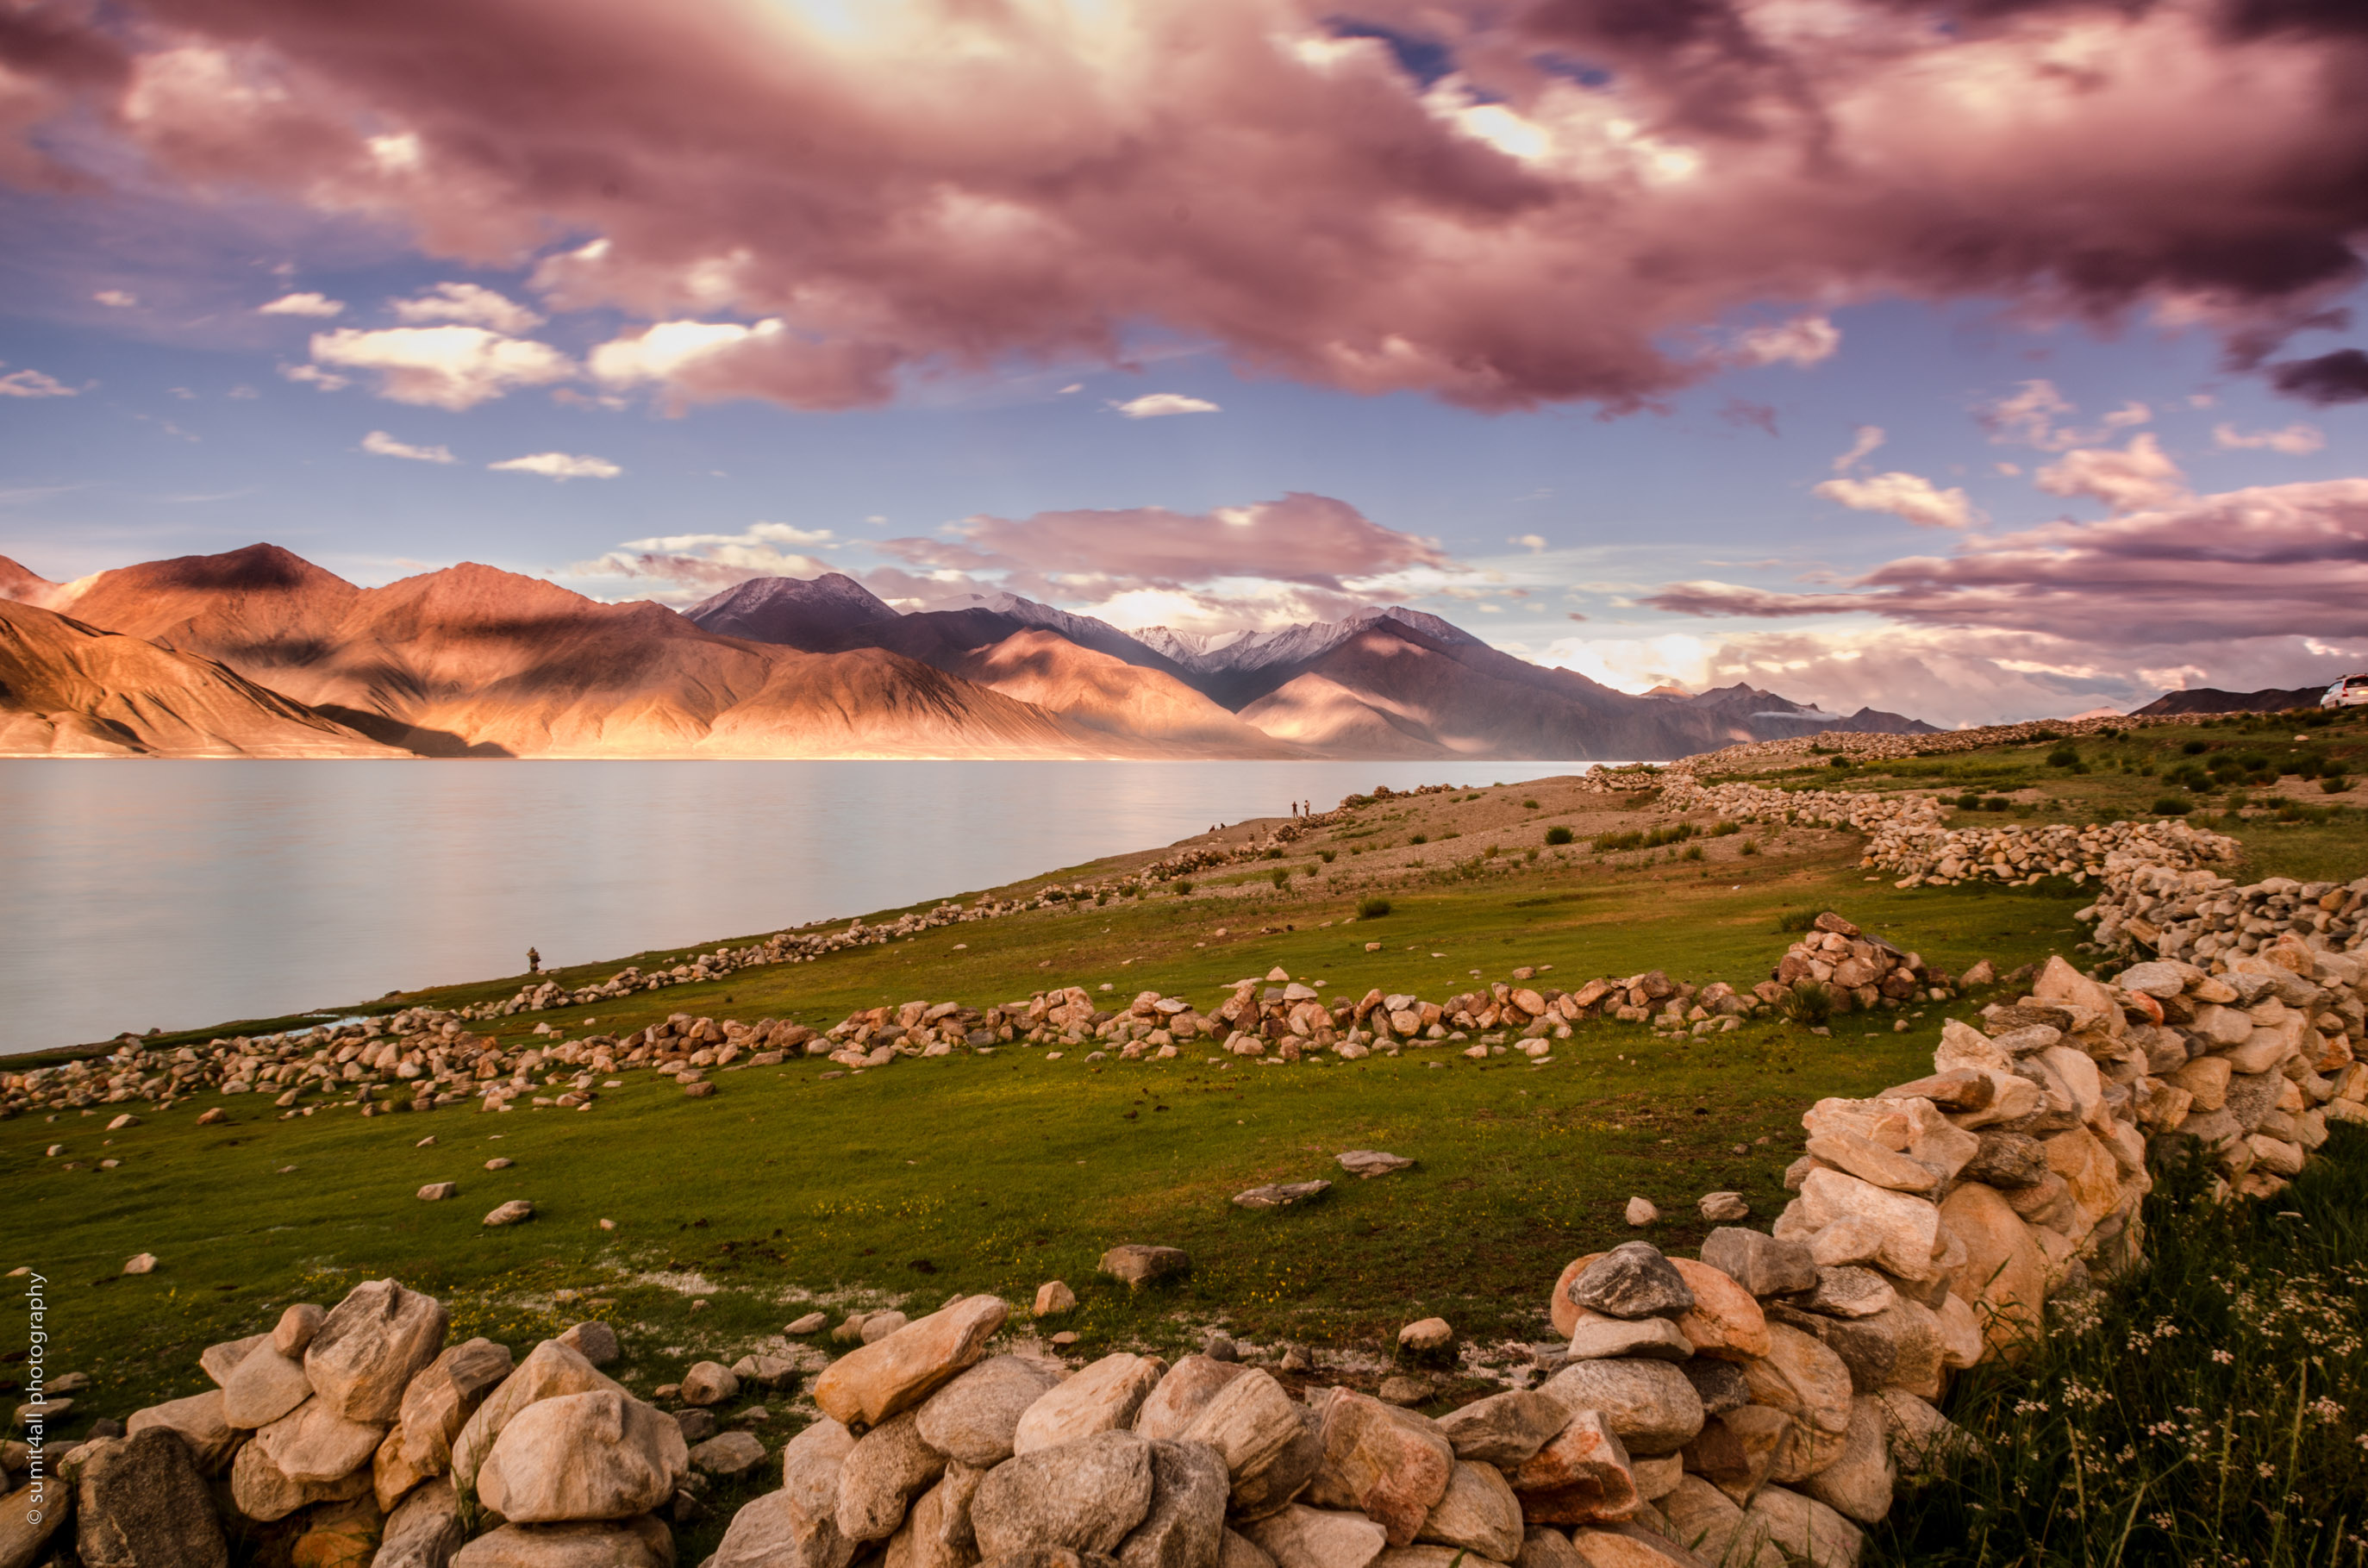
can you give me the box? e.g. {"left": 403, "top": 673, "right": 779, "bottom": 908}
{"left": 2324, "top": 674, "right": 2368, "bottom": 709}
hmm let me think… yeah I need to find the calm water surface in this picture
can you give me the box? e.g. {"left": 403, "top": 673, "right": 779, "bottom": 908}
{"left": 0, "top": 759, "right": 1595, "bottom": 1053}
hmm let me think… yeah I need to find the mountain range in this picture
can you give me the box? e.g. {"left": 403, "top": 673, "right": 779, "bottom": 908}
{"left": 0, "top": 544, "right": 1939, "bottom": 760}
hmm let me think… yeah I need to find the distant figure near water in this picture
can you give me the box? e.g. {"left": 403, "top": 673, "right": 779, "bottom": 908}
{"left": 526, "top": 946, "right": 540, "bottom": 974}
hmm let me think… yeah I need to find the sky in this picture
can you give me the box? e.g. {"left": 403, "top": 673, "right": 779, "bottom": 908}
{"left": 2, "top": 0, "right": 2366, "bottom": 728}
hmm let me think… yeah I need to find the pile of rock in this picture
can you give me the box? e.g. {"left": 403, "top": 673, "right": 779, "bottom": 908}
{"left": 1670, "top": 714, "right": 2178, "bottom": 778}
{"left": 1759, "top": 915, "right": 1954, "bottom": 1014}
{"left": 1658, "top": 772, "right": 2242, "bottom": 891}
{"left": 2082, "top": 868, "right": 2368, "bottom": 964}
{"left": 13, "top": 1279, "right": 686, "bottom": 1568}
{"left": 703, "top": 1240, "right": 1965, "bottom": 1568}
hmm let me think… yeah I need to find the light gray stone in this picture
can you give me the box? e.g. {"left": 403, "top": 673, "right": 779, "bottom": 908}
{"left": 682, "top": 1362, "right": 741, "bottom": 1407}
{"left": 1415, "top": 1461, "right": 1522, "bottom": 1561}
{"left": 257, "top": 1395, "right": 385, "bottom": 1484}
{"left": 1565, "top": 1316, "right": 1691, "bottom": 1364}
{"left": 691, "top": 1430, "right": 769, "bottom": 1478}
{"left": 1697, "top": 1231, "right": 1817, "bottom": 1300}
{"left": 452, "top": 1340, "right": 625, "bottom": 1493}
{"left": 1134, "top": 1357, "right": 1252, "bottom": 1442}
{"left": 972, "top": 1429, "right": 1156, "bottom": 1558}
{"left": 887, "top": 1459, "right": 987, "bottom": 1568}
{"left": 1117, "top": 1438, "right": 1229, "bottom": 1568}
{"left": 125, "top": 1389, "right": 238, "bottom": 1475}
{"left": 919, "top": 1356, "right": 1064, "bottom": 1467}
{"left": 272, "top": 1303, "right": 325, "bottom": 1359}
{"left": 1799, "top": 1399, "right": 1893, "bottom": 1527}
{"left": 477, "top": 1390, "right": 689, "bottom": 1525}
{"left": 838, "top": 1411, "right": 950, "bottom": 1544}
{"left": 377, "top": 1476, "right": 466, "bottom": 1568}
{"left": 221, "top": 1345, "right": 313, "bottom": 1430}
{"left": 1015, "top": 1355, "right": 1165, "bottom": 1455}
{"left": 305, "top": 1278, "right": 450, "bottom": 1424}
{"left": 1241, "top": 1505, "right": 1387, "bottom": 1568}
{"left": 1537, "top": 1361, "right": 1704, "bottom": 1457}
{"left": 449, "top": 1515, "right": 675, "bottom": 1568}
{"left": 559, "top": 1321, "right": 622, "bottom": 1367}
{"left": 1434, "top": 1391, "right": 1570, "bottom": 1469}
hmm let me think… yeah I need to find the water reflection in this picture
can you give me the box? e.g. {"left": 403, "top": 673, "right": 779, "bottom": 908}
{"left": 0, "top": 759, "right": 1595, "bottom": 1053}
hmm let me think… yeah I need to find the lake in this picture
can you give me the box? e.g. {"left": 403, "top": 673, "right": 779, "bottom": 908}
{"left": 0, "top": 759, "right": 1598, "bottom": 1053}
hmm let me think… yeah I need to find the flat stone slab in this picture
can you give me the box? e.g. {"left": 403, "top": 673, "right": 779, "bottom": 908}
{"left": 1232, "top": 1181, "right": 1332, "bottom": 1210}
{"left": 1337, "top": 1151, "right": 1415, "bottom": 1178}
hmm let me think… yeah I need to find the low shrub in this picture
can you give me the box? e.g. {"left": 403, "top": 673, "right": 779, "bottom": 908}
{"left": 1409, "top": 833, "right": 1428, "bottom": 845}
{"left": 1357, "top": 896, "right": 1390, "bottom": 919}
{"left": 1521, "top": 797, "right": 1540, "bottom": 809}
{"left": 1956, "top": 791, "right": 1983, "bottom": 809}
{"left": 1774, "top": 909, "right": 1818, "bottom": 933}
{"left": 2046, "top": 746, "right": 2078, "bottom": 767}
{"left": 1740, "top": 838, "right": 1759, "bottom": 855}
{"left": 2152, "top": 797, "right": 2193, "bottom": 815}
{"left": 1269, "top": 867, "right": 1290, "bottom": 890}
{"left": 1679, "top": 844, "right": 1704, "bottom": 861}
{"left": 1983, "top": 796, "right": 2013, "bottom": 811}
{"left": 1779, "top": 980, "right": 1833, "bottom": 1026}
{"left": 1318, "top": 848, "right": 1337, "bottom": 862}
{"left": 1173, "top": 880, "right": 1194, "bottom": 895}
{"left": 1545, "top": 825, "right": 1574, "bottom": 845}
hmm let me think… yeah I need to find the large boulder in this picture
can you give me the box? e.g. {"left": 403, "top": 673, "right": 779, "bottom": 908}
{"left": 1433, "top": 1391, "right": 1569, "bottom": 1470}
{"left": 920, "top": 1357, "right": 1065, "bottom": 1467}
{"left": 377, "top": 1337, "right": 516, "bottom": 1510}
{"left": 125, "top": 1389, "right": 239, "bottom": 1474}
{"left": 885, "top": 1459, "right": 987, "bottom": 1568}
{"left": 1536, "top": 1361, "right": 1704, "bottom": 1457}
{"left": 715, "top": 1424, "right": 857, "bottom": 1568}
{"left": 1798, "top": 1399, "right": 1894, "bottom": 1526}
{"left": 1508, "top": 1409, "right": 1638, "bottom": 1526}
{"left": 476, "top": 1390, "right": 689, "bottom": 1524}
{"left": 1736, "top": 1327, "right": 1853, "bottom": 1486}
{"left": 1656, "top": 1477, "right": 1784, "bottom": 1568}
{"left": 377, "top": 1477, "right": 466, "bottom": 1568}
{"left": 74, "top": 1429, "right": 229, "bottom": 1568}
{"left": 1240, "top": 1504, "right": 1387, "bottom": 1568}
{"left": 1303, "top": 1390, "right": 1453, "bottom": 1546}
{"left": 449, "top": 1515, "right": 675, "bottom": 1567}
{"left": 452, "top": 1340, "right": 625, "bottom": 1491}
{"left": 815, "top": 1296, "right": 1009, "bottom": 1432}
{"left": 1666, "top": 1260, "right": 1769, "bottom": 1362}
{"left": 1178, "top": 1371, "right": 1308, "bottom": 1515}
{"left": 1696, "top": 1233, "right": 1817, "bottom": 1301}
{"left": 1565, "top": 1246, "right": 1695, "bottom": 1321}
{"left": 972, "top": 1430, "right": 1156, "bottom": 1559}
{"left": 1415, "top": 1461, "right": 1521, "bottom": 1560}
{"left": 229, "top": 1439, "right": 372, "bottom": 1523}
{"left": 838, "top": 1411, "right": 950, "bottom": 1543}
{"left": 1016, "top": 1356, "right": 1166, "bottom": 1455}
{"left": 305, "top": 1279, "right": 450, "bottom": 1424}
{"left": 1134, "top": 1358, "right": 1252, "bottom": 1442}
{"left": 257, "top": 1396, "right": 387, "bottom": 1484}
{"left": 1937, "top": 1184, "right": 2046, "bottom": 1359}
{"left": 1116, "top": 1439, "right": 1230, "bottom": 1568}
{"left": 222, "top": 1345, "right": 315, "bottom": 1430}
{"left": 1740, "top": 1486, "right": 1864, "bottom": 1568}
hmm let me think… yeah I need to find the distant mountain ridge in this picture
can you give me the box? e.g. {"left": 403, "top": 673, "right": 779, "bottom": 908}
{"left": 5, "top": 545, "right": 1946, "bottom": 760}
{"left": 2134, "top": 685, "right": 2329, "bottom": 716}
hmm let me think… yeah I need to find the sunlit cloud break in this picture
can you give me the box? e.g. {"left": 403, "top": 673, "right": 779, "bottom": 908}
{"left": 489, "top": 452, "right": 621, "bottom": 480}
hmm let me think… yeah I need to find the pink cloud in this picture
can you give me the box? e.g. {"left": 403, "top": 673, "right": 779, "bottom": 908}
{"left": 1647, "top": 478, "right": 2368, "bottom": 647}
{"left": 0, "top": 2, "right": 2363, "bottom": 409}
{"left": 2034, "top": 434, "right": 2188, "bottom": 513}
{"left": 879, "top": 492, "right": 1451, "bottom": 594}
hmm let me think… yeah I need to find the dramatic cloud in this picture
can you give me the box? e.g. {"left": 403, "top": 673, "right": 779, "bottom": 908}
{"left": 489, "top": 451, "right": 621, "bottom": 479}
{"left": 2270, "top": 349, "right": 2368, "bottom": 405}
{"left": 9, "top": 0, "right": 2368, "bottom": 412}
{"left": 390, "top": 282, "right": 542, "bottom": 333}
{"left": 308, "top": 326, "right": 575, "bottom": 409}
{"left": 360, "top": 429, "right": 454, "bottom": 463}
{"left": 259, "top": 290, "right": 344, "bottom": 316}
{"left": 0, "top": 366, "right": 75, "bottom": 397}
{"left": 1813, "top": 471, "right": 1976, "bottom": 529}
{"left": 882, "top": 492, "right": 1450, "bottom": 595}
{"left": 2034, "top": 434, "right": 2188, "bottom": 513}
{"left": 1113, "top": 393, "right": 1221, "bottom": 419}
{"left": 2215, "top": 422, "right": 2325, "bottom": 454}
{"left": 1647, "top": 478, "right": 2368, "bottom": 648}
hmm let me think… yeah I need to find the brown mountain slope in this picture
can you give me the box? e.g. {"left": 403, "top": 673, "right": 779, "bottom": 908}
{"left": 948, "top": 629, "right": 1304, "bottom": 755}
{"left": 1235, "top": 622, "right": 1760, "bottom": 759}
{"left": 0, "top": 554, "right": 61, "bottom": 608}
{"left": 44, "top": 546, "right": 1159, "bottom": 759}
{"left": 0, "top": 599, "right": 404, "bottom": 759}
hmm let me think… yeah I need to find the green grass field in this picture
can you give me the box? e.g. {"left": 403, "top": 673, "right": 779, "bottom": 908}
{"left": 5, "top": 710, "right": 2365, "bottom": 1560}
